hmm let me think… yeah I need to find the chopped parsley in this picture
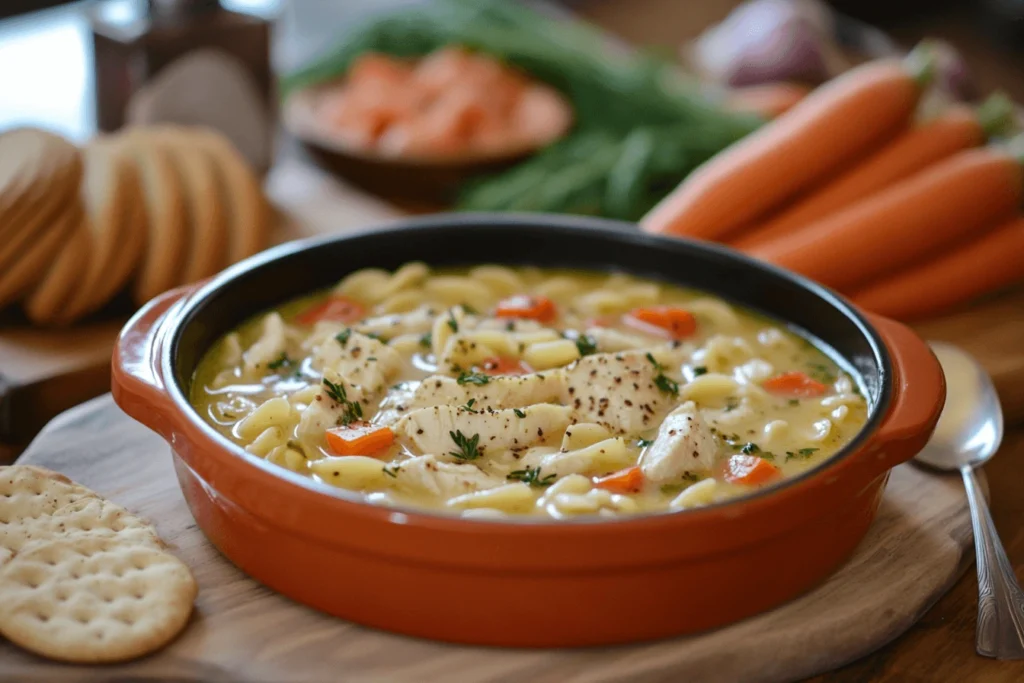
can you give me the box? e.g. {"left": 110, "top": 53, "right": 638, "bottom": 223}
{"left": 637, "top": 438, "right": 654, "bottom": 448}
{"left": 448, "top": 430, "right": 481, "bottom": 461}
{"left": 461, "top": 398, "right": 479, "bottom": 413}
{"left": 692, "top": 365, "right": 708, "bottom": 377}
{"left": 785, "top": 447, "right": 819, "bottom": 462}
{"left": 806, "top": 362, "right": 836, "bottom": 384}
{"left": 505, "top": 320, "right": 515, "bottom": 331}
{"left": 724, "top": 396, "right": 740, "bottom": 412}
{"left": 457, "top": 371, "right": 491, "bottom": 386}
{"left": 574, "top": 334, "right": 598, "bottom": 357}
{"left": 382, "top": 465, "right": 400, "bottom": 478}
{"left": 267, "top": 352, "right": 292, "bottom": 371}
{"left": 740, "top": 442, "right": 760, "bottom": 455}
{"left": 365, "top": 332, "right": 384, "bottom": 342}
{"left": 788, "top": 399, "right": 800, "bottom": 406}
{"left": 654, "top": 373, "right": 679, "bottom": 396}
{"left": 647, "top": 352, "right": 679, "bottom": 396}
{"left": 322, "top": 378, "right": 347, "bottom": 404}
{"left": 447, "top": 311, "right": 459, "bottom": 333}
{"left": 513, "top": 408, "right": 527, "bottom": 418}
{"left": 460, "top": 303, "right": 478, "bottom": 315}
{"left": 660, "top": 472, "right": 701, "bottom": 495}
{"left": 322, "top": 378, "right": 363, "bottom": 426}
{"left": 335, "top": 328, "right": 352, "bottom": 346}
{"left": 419, "top": 332, "right": 432, "bottom": 349}
{"left": 507, "top": 466, "right": 556, "bottom": 488}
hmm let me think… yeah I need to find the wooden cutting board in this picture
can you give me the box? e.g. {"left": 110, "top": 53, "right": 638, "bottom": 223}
{"left": 0, "top": 395, "right": 978, "bottom": 683}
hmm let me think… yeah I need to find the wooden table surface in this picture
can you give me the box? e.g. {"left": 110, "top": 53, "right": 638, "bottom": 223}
{"left": 2, "top": 0, "right": 1023, "bottom": 681}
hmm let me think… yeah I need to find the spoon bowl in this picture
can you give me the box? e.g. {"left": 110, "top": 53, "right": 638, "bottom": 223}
{"left": 915, "top": 342, "right": 1004, "bottom": 471}
{"left": 914, "top": 341, "right": 1024, "bottom": 660}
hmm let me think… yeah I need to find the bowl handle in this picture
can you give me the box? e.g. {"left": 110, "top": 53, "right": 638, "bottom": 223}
{"left": 865, "top": 313, "right": 946, "bottom": 472}
{"left": 111, "top": 284, "right": 201, "bottom": 440}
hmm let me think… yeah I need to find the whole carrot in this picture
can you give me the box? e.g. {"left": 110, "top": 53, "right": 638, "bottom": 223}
{"left": 852, "top": 216, "right": 1024, "bottom": 320}
{"left": 640, "top": 47, "right": 933, "bottom": 240}
{"left": 724, "top": 83, "right": 811, "bottom": 120}
{"left": 734, "top": 94, "right": 1015, "bottom": 250}
{"left": 750, "top": 144, "right": 1024, "bottom": 291}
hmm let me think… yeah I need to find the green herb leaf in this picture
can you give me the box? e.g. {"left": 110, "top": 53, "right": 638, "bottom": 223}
{"left": 267, "top": 352, "right": 292, "bottom": 371}
{"left": 637, "top": 438, "right": 654, "bottom": 448}
{"left": 654, "top": 373, "right": 679, "bottom": 396}
{"left": 419, "top": 332, "right": 432, "bottom": 349}
{"left": 322, "top": 378, "right": 347, "bottom": 404}
{"left": 788, "top": 398, "right": 800, "bottom": 406}
{"left": 448, "top": 430, "right": 481, "bottom": 461}
{"left": 740, "top": 442, "right": 760, "bottom": 455}
{"left": 457, "top": 371, "right": 491, "bottom": 386}
{"left": 575, "top": 333, "right": 598, "bottom": 357}
{"left": 692, "top": 365, "right": 707, "bottom": 377}
{"left": 382, "top": 465, "right": 400, "bottom": 478}
{"left": 806, "top": 362, "right": 836, "bottom": 384}
{"left": 785, "top": 447, "right": 819, "bottom": 462}
{"left": 460, "top": 303, "right": 478, "bottom": 315}
{"left": 335, "top": 328, "right": 352, "bottom": 346}
{"left": 447, "top": 311, "right": 459, "bottom": 333}
{"left": 513, "top": 408, "right": 527, "bottom": 418}
{"left": 645, "top": 352, "right": 664, "bottom": 371}
{"left": 507, "top": 466, "right": 556, "bottom": 488}
{"left": 365, "top": 332, "right": 384, "bottom": 342}
{"left": 462, "top": 398, "right": 478, "bottom": 413}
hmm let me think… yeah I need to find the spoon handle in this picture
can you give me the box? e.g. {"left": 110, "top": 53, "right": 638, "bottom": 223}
{"left": 962, "top": 465, "right": 1024, "bottom": 659}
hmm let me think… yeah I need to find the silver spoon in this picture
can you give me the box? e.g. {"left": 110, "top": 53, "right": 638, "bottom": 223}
{"left": 914, "top": 341, "right": 1024, "bottom": 659}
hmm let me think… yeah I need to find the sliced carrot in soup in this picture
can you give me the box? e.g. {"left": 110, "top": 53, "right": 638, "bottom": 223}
{"left": 495, "top": 294, "right": 557, "bottom": 322}
{"left": 623, "top": 306, "right": 697, "bottom": 339}
{"left": 480, "top": 356, "right": 531, "bottom": 376}
{"left": 593, "top": 466, "right": 645, "bottom": 494}
{"left": 296, "top": 295, "right": 366, "bottom": 325}
{"left": 724, "top": 455, "right": 781, "bottom": 485}
{"left": 763, "top": 371, "right": 829, "bottom": 397}
{"left": 326, "top": 423, "right": 394, "bottom": 456}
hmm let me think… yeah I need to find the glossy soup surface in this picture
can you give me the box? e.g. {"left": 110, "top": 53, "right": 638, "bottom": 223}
{"left": 191, "top": 264, "right": 869, "bottom": 519}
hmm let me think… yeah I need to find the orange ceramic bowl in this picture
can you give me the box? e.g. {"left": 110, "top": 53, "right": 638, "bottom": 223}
{"left": 111, "top": 214, "right": 945, "bottom": 647}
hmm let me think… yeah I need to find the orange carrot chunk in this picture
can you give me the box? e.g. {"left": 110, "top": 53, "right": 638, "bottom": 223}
{"left": 724, "top": 455, "right": 781, "bottom": 486}
{"left": 296, "top": 295, "right": 366, "bottom": 325}
{"left": 852, "top": 216, "right": 1024, "bottom": 320}
{"left": 480, "top": 356, "right": 531, "bottom": 376}
{"left": 495, "top": 294, "right": 557, "bottom": 322}
{"left": 750, "top": 146, "right": 1024, "bottom": 291}
{"left": 326, "top": 423, "right": 395, "bottom": 456}
{"left": 624, "top": 306, "right": 697, "bottom": 339}
{"left": 734, "top": 103, "right": 992, "bottom": 249}
{"left": 641, "top": 52, "right": 930, "bottom": 240}
{"left": 593, "top": 466, "right": 645, "bottom": 494}
{"left": 763, "top": 371, "right": 829, "bottom": 398}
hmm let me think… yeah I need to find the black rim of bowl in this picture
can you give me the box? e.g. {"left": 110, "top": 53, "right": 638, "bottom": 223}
{"left": 161, "top": 212, "right": 894, "bottom": 527}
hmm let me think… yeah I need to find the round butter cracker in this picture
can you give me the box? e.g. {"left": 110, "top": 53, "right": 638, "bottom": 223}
{"left": 23, "top": 206, "right": 92, "bottom": 324}
{"left": 120, "top": 130, "right": 189, "bottom": 306}
{"left": 0, "top": 536, "right": 196, "bottom": 663}
{"left": 55, "top": 138, "right": 148, "bottom": 324}
{"left": 0, "top": 200, "right": 82, "bottom": 309}
{"left": 193, "top": 128, "right": 270, "bottom": 265}
{"left": 0, "top": 128, "right": 81, "bottom": 247}
{"left": 153, "top": 126, "right": 229, "bottom": 284}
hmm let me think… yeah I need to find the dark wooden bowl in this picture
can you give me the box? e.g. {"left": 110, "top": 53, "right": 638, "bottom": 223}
{"left": 281, "top": 83, "right": 572, "bottom": 205}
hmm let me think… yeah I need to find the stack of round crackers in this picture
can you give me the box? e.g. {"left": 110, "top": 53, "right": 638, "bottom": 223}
{"left": 0, "top": 125, "right": 271, "bottom": 326}
{"left": 0, "top": 465, "right": 196, "bottom": 662}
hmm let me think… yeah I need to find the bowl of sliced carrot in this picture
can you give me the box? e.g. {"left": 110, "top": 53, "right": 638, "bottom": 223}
{"left": 283, "top": 47, "right": 574, "bottom": 204}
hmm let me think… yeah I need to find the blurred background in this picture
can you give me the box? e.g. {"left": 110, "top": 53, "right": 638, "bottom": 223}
{"left": 3, "top": 0, "right": 1024, "bottom": 451}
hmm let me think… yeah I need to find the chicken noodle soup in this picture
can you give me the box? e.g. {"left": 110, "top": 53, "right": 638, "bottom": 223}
{"left": 191, "top": 264, "right": 869, "bottom": 519}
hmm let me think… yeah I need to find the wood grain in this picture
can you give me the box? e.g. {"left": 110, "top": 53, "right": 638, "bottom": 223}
{"left": 0, "top": 395, "right": 977, "bottom": 683}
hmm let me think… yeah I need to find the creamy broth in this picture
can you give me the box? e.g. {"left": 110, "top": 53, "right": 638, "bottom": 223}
{"left": 190, "top": 264, "right": 869, "bottom": 519}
